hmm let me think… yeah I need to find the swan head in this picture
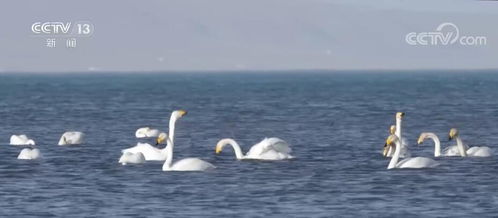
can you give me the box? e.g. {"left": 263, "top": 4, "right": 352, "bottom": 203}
{"left": 171, "top": 110, "right": 188, "bottom": 120}
{"left": 383, "top": 134, "right": 399, "bottom": 156}
{"left": 417, "top": 133, "right": 428, "bottom": 144}
{"left": 215, "top": 143, "right": 223, "bottom": 154}
{"left": 215, "top": 139, "right": 232, "bottom": 154}
{"left": 389, "top": 125, "right": 396, "bottom": 135}
{"left": 156, "top": 132, "right": 169, "bottom": 145}
{"left": 448, "top": 128, "right": 459, "bottom": 141}
{"left": 396, "top": 112, "right": 405, "bottom": 119}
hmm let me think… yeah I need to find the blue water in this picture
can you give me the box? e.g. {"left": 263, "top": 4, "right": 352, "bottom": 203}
{"left": 0, "top": 72, "right": 497, "bottom": 217}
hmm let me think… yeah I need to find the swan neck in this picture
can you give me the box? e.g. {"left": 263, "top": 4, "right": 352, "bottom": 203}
{"left": 222, "top": 139, "right": 244, "bottom": 159}
{"left": 163, "top": 137, "right": 174, "bottom": 170}
{"left": 427, "top": 133, "right": 441, "bottom": 157}
{"left": 387, "top": 137, "right": 402, "bottom": 169}
{"left": 456, "top": 136, "right": 467, "bottom": 157}
{"left": 167, "top": 114, "right": 177, "bottom": 149}
{"left": 395, "top": 117, "right": 402, "bottom": 140}
{"left": 163, "top": 113, "right": 178, "bottom": 171}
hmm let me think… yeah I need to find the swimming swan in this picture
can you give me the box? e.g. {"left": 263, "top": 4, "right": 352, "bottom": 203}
{"left": 385, "top": 135, "right": 439, "bottom": 169}
{"left": 121, "top": 110, "right": 183, "bottom": 161}
{"left": 58, "top": 131, "right": 84, "bottom": 145}
{"left": 10, "top": 135, "right": 35, "bottom": 146}
{"left": 17, "top": 148, "right": 41, "bottom": 160}
{"left": 135, "top": 127, "right": 160, "bottom": 138}
{"left": 383, "top": 112, "right": 410, "bottom": 158}
{"left": 448, "top": 128, "right": 492, "bottom": 157}
{"left": 215, "top": 138, "right": 293, "bottom": 160}
{"left": 156, "top": 110, "right": 215, "bottom": 171}
{"left": 417, "top": 132, "right": 465, "bottom": 157}
{"left": 118, "top": 152, "right": 145, "bottom": 165}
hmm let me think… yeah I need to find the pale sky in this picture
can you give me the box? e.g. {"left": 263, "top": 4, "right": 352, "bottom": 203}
{"left": 0, "top": 0, "right": 497, "bottom": 72}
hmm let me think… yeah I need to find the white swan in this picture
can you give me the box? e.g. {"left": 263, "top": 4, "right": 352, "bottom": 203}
{"left": 118, "top": 152, "right": 145, "bottom": 165}
{"left": 383, "top": 112, "right": 410, "bottom": 158}
{"left": 385, "top": 135, "right": 439, "bottom": 169}
{"left": 417, "top": 132, "right": 465, "bottom": 157}
{"left": 215, "top": 138, "right": 293, "bottom": 160}
{"left": 10, "top": 135, "right": 35, "bottom": 146}
{"left": 121, "top": 110, "right": 183, "bottom": 161}
{"left": 156, "top": 110, "right": 216, "bottom": 171}
{"left": 17, "top": 148, "right": 41, "bottom": 160}
{"left": 135, "top": 127, "right": 160, "bottom": 138}
{"left": 58, "top": 131, "right": 84, "bottom": 145}
{"left": 448, "top": 128, "right": 492, "bottom": 157}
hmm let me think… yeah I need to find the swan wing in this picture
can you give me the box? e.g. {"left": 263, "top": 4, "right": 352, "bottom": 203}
{"left": 265, "top": 137, "right": 292, "bottom": 154}
{"left": 121, "top": 143, "right": 167, "bottom": 161}
{"left": 146, "top": 129, "right": 160, "bottom": 137}
{"left": 59, "top": 131, "right": 84, "bottom": 145}
{"left": 169, "top": 158, "right": 216, "bottom": 171}
{"left": 10, "top": 135, "right": 32, "bottom": 145}
{"left": 246, "top": 149, "right": 294, "bottom": 160}
{"left": 17, "top": 148, "right": 41, "bottom": 160}
{"left": 246, "top": 137, "right": 291, "bottom": 156}
{"left": 119, "top": 152, "right": 145, "bottom": 165}
{"left": 442, "top": 145, "right": 462, "bottom": 156}
{"left": 396, "top": 157, "right": 439, "bottom": 169}
{"left": 467, "top": 146, "right": 492, "bottom": 157}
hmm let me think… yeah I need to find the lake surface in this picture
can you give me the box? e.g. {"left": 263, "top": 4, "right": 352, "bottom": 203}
{"left": 0, "top": 72, "right": 497, "bottom": 217}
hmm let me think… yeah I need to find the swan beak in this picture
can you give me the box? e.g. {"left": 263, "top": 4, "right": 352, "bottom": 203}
{"left": 396, "top": 112, "right": 405, "bottom": 118}
{"left": 156, "top": 137, "right": 165, "bottom": 145}
{"left": 215, "top": 145, "right": 222, "bottom": 154}
{"left": 417, "top": 137, "right": 424, "bottom": 145}
{"left": 178, "top": 110, "right": 188, "bottom": 117}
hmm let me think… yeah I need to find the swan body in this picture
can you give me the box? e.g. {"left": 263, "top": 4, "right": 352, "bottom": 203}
{"left": 10, "top": 135, "right": 35, "bottom": 146}
{"left": 118, "top": 152, "right": 145, "bottom": 165}
{"left": 135, "top": 127, "right": 160, "bottom": 138}
{"left": 384, "top": 113, "right": 410, "bottom": 158}
{"left": 163, "top": 157, "right": 216, "bottom": 171}
{"left": 386, "top": 135, "right": 439, "bottom": 169}
{"left": 215, "top": 138, "right": 293, "bottom": 160}
{"left": 449, "top": 128, "right": 492, "bottom": 157}
{"left": 158, "top": 110, "right": 215, "bottom": 172}
{"left": 122, "top": 111, "right": 181, "bottom": 161}
{"left": 58, "top": 131, "right": 84, "bottom": 145}
{"left": 466, "top": 146, "right": 492, "bottom": 157}
{"left": 121, "top": 142, "right": 168, "bottom": 161}
{"left": 17, "top": 148, "right": 41, "bottom": 160}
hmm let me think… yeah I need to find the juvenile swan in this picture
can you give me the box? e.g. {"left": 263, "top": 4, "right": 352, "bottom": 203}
{"left": 448, "top": 128, "right": 492, "bottom": 157}
{"left": 58, "top": 131, "right": 84, "bottom": 145}
{"left": 385, "top": 135, "right": 439, "bottom": 169}
{"left": 157, "top": 110, "right": 215, "bottom": 171}
{"left": 215, "top": 138, "right": 293, "bottom": 160}
{"left": 10, "top": 135, "right": 35, "bottom": 146}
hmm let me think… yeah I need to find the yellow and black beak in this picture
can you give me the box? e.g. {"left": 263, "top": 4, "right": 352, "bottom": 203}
{"left": 178, "top": 110, "right": 188, "bottom": 117}
{"left": 156, "top": 136, "right": 165, "bottom": 145}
